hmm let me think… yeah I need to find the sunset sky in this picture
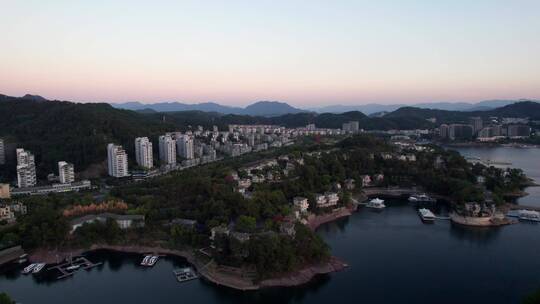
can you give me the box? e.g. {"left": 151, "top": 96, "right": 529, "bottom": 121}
{"left": 1, "top": 0, "right": 539, "bottom": 107}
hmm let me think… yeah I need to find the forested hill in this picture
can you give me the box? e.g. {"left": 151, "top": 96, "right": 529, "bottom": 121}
{"left": 0, "top": 95, "right": 175, "bottom": 177}
{"left": 385, "top": 101, "right": 540, "bottom": 123}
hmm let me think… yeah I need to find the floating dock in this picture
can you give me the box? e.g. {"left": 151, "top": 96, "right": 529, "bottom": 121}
{"left": 173, "top": 267, "right": 198, "bottom": 282}
{"left": 48, "top": 256, "right": 102, "bottom": 279}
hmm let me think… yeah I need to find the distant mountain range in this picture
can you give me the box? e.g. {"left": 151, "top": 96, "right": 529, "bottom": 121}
{"left": 309, "top": 99, "right": 539, "bottom": 115}
{"left": 113, "top": 100, "right": 307, "bottom": 117}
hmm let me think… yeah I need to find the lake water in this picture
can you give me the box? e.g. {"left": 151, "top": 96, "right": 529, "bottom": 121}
{"left": 2, "top": 147, "right": 539, "bottom": 303}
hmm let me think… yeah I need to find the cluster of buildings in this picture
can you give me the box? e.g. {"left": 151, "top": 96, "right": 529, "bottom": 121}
{"left": 438, "top": 117, "right": 532, "bottom": 141}
{"left": 0, "top": 201, "right": 27, "bottom": 225}
{"left": 0, "top": 145, "right": 90, "bottom": 196}
{"left": 107, "top": 123, "right": 348, "bottom": 179}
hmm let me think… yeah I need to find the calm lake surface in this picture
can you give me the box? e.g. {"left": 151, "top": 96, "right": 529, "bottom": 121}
{"left": 1, "top": 147, "right": 539, "bottom": 303}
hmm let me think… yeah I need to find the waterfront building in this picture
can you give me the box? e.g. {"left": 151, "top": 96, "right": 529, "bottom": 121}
{"left": 439, "top": 124, "right": 449, "bottom": 139}
{"left": 507, "top": 125, "right": 531, "bottom": 138}
{"left": 58, "top": 161, "right": 75, "bottom": 184}
{"left": 448, "top": 124, "right": 473, "bottom": 141}
{"left": 135, "top": 137, "right": 153, "bottom": 169}
{"left": 176, "top": 135, "right": 194, "bottom": 159}
{"left": 158, "top": 135, "right": 176, "bottom": 166}
{"left": 16, "top": 148, "right": 36, "bottom": 188}
{"left": 0, "top": 138, "right": 5, "bottom": 165}
{"left": 107, "top": 143, "right": 129, "bottom": 177}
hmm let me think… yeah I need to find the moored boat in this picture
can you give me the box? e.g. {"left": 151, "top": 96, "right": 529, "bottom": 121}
{"left": 32, "top": 263, "right": 46, "bottom": 274}
{"left": 408, "top": 194, "right": 436, "bottom": 203}
{"left": 140, "top": 255, "right": 151, "bottom": 266}
{"left": 418, "top": 208, "right": 435, "bottom": 222}
{"left": 518, "top": 210, "right": 540, "bottom": 222}
{"left": 147, "top": 256, "right": 159, "bottom": 267}
{"left": 22, "top": 263, "right": 37, "bottom": 274}
{"left": 66, "top": 264, "right": 80, "bottom": 271}
{"left": 366, "top": 198, "right": 386, "bottom": 209}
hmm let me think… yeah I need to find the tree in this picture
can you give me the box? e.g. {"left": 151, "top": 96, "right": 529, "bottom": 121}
{"left": 235, "top": 215, "right": 256, "bottom": 233}
{"left": 0, "top": 293, "right": 15, "bottom": 304}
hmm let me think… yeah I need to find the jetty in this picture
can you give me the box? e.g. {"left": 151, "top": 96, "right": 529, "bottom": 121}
{"left": 48, "top": 256, "right": 102, "bottom": 279}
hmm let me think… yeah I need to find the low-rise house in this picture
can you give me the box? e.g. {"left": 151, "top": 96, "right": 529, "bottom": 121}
{"left": 237, "top": 178, "right": 252, "bottom": 189}
{"left": 360, "top": 175, "right": 372, "bottom": 187}
{"left": 251, "top": 175, "right": 265, "bottom": 183}
{"left": 0, "top": 205, "right": 15, "bottom": 223}
{"left": 399, "top": 154, "right": 416, "bottom": 162}
{"left": 293, "top": 196, "right": 309, "bottom": 213}
{"left": 325, "top": 192, "right": 339, "bottom": 206}
{"left": 315, "top": 194, "right": 327, "bottom": 208}
{"left": 373, "top": 174, "right": 384, "bottom": 183}
{"left": 230, "top": 232, "right": 250, "bottom": 243}
{"left": 210, "top": 225, "right": 230, "bottom": 241}
{"left": 69, "top": 213, "right": 145, "bottom": 233}
{"left": 380, "top": 153, "right": 393, "bottom": 160}
{"left": 344, "top": 179, "right": 355, "bottom": 190}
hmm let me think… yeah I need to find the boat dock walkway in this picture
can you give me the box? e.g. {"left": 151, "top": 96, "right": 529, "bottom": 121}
{"left": 48, "top": 256, "right": 102, "bottom": 279}
{"left": 508, "top": 204, "right": 540, "bottom": 212}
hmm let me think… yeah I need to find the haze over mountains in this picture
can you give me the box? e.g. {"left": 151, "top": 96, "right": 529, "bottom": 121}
{"left": 113, "top": 99, "right": 538, "bottom": 116}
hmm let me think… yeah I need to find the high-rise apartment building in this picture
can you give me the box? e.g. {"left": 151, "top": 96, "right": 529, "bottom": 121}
{"left": 16, "top": 148, "right": 37, "bottom": 188}
{"left": 176, "top": 135, "right": 194, "bottom": 160}
{"left": 468, "top": 117, "right": 483, "bottom": 135}
{"left": 135, "top": 137, "right": 153, "bottom": 169}
{"left": 58, "top": 161, "right": 75, "bottom": 184}
{"left": 107, "top": 143, "right": 129, "bottom": 177}
{"left": 0, "top": 138, "right": 5, "bottom": 165}
{"left": 159, "top": 135, "right": 176, "bottom": 166}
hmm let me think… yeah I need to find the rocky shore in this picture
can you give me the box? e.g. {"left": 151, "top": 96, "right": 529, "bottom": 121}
{"left": 259, "top": 256, "right": 348, "bottom": 288}
{"left": 307, "top": 207, "right": 354, "bottom": 231}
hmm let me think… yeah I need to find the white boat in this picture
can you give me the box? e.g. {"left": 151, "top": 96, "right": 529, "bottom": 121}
{"left": 409, "top": 194, "right": 436, "bottom": 203}
{"left": 140, "top": 255, "right": 151, "bottom": 266}
{"left": 518, "top": 210, "right": 540, "bottom": 222}
{"left": 66, "top": 264, "right": 80, "bottom": 271}
{"left": 418, "top": 208, "right": 436, "bottom": 222}
{"left": 147, "top": 256, "right": 158, "bottom": 267}
{"left": 366, "top": 198, "right": 386, "bottom": 209}
{"left": 17, "top": 254, "right": 28, "bottom": 264}
{"left": 32, "top": 263, "right": 46, "bottom": 274}
{"left": 22, "top": 263, "right": 37, "bottom": 274}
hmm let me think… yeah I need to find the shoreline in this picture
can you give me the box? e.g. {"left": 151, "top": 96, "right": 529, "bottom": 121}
{"left": 28, "top": 243, "right": 348, "bottom": 291}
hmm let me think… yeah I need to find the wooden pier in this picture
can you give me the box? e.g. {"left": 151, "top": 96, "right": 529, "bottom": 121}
{"left": 47, "top": 256, "right": 102, "bottom": 279}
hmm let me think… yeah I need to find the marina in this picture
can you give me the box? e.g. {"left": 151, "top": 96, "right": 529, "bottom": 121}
{"left": 47, "top": 256, "right": 102, "bottom": 279}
